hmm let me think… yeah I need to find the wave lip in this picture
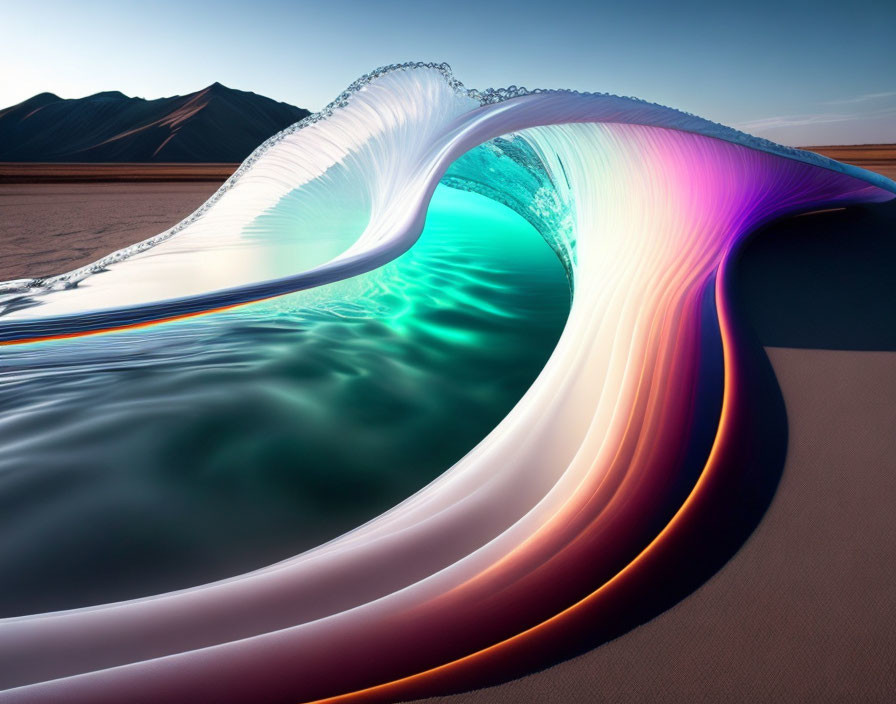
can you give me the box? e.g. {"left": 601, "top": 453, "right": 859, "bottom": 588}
{"left": 0, "top": 64, "right": 894, "bottom": 703}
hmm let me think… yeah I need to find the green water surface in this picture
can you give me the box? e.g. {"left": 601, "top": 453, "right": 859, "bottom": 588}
{"left": 0, "top": 185, "right": 569, "bottom": 615}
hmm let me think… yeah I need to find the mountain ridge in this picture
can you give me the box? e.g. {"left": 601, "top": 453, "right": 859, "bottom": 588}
{"left": 0, "top": 84, "right": 310, "bottom": 163}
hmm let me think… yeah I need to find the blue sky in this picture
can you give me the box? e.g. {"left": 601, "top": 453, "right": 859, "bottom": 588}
{"left": 2, "top": 0, "right": 894, "bottom": 145}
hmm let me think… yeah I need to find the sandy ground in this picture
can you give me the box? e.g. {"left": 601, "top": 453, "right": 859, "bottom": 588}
{"left": 0, "top": 182, "right": 222, "bottom": 279}
{"left": 804, "top": 144, "right": 896, "bottom": 180}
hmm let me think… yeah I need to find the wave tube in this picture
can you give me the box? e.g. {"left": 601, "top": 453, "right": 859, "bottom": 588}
{"left": 0, "top": 64, "right": 894, "bottom": 703}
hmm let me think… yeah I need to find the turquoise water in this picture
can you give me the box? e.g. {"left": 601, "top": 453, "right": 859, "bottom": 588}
{"left": 0, "top": 186, "right": 570, "bottom": 616}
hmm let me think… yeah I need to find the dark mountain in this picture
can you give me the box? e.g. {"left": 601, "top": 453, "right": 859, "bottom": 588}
{"left": 0, "top": 83, "right": 310, "bottom": 162}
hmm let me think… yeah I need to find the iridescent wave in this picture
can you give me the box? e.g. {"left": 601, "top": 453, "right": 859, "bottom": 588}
{"left": 0, "top": 64, "right": 893, "bottom": 703}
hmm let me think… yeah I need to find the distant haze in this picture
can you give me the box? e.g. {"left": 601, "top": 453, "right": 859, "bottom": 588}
{"left": 1, "top": 0, "right": 894, "bottom": 146}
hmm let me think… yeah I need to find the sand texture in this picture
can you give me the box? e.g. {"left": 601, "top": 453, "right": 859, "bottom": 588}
{"left": 804, "top": 144, "right": 896, "bottom": 180}
{"left": 0, "top": 182, "right": 222, "bottom": 280}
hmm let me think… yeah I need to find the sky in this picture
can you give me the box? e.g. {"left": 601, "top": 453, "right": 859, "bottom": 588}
{"left": 1, "top": 0, "right": 894, "bottom": 145}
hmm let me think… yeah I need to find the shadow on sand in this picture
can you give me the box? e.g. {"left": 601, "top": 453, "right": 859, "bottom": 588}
{"left": 738, "top": 199, "right": 896, "bottom": 351}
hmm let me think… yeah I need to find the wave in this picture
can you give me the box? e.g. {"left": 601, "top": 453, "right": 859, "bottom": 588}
{"left": 0, "top": 63, "right": 893, "bottom": 703}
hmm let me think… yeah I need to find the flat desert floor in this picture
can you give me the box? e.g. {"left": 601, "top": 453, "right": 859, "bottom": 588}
{"left": 806, "top": 144, "right": 896, "bottom": 180}
{"left": 0, "top": 149, "right": 893, "bottom": 701}
{"left": 0, "top": 181, "right": 222, "bottom": 280}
